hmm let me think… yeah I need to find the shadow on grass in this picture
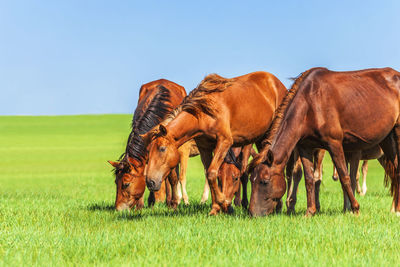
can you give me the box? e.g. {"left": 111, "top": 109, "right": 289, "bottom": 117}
{"left": 86, "top": 201, "right": 356, "bottom": 220}
{"left": 87, "top": 202, "right": 115, "bottom": 212}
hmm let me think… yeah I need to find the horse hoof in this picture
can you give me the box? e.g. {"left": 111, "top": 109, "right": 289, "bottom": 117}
{"left": 305, "top": 208, "right": 316, "bottom": 217}
{"left": 396, "top": 211, "right": 400, "bottom": 217}
{"left": 209, "top": 204, "right": 221, "bottom": 215}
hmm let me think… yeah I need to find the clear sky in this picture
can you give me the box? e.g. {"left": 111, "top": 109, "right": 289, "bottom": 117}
{"left": 1, "top": 0, "right": 400, "bottom": 115}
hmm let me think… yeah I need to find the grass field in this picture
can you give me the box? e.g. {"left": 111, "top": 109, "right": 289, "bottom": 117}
{"left": 1, "top": 115, "right": 400, "bottom": 266}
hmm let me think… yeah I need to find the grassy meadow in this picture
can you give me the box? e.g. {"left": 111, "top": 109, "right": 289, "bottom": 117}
{"left": 1, "top": 115, "right": 400, "bottom": 266}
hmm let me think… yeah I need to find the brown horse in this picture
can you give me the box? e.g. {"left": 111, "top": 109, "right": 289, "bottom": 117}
{"left": 248, "top": 67, "right": 400, "bottom": 217}
{"left": 108, "top": 79, "right": 186, "bottom": 211}
{"left": 142, "top": 71, "right": 287, "bottom": 215}
{"left": 217, "top": 144, "right": 254, "bottom": 209}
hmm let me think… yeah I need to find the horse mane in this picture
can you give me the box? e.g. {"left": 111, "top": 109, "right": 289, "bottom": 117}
{"left": 247, "top": 68, "right": 317, "bottom": 172}
{"left": 122, "top": 85, "right": 173, "bottom": 166}
{"left": 181, "top": 74, "right": 233, "bottom": 118}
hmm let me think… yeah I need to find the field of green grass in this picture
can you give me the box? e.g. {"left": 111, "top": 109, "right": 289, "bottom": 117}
{"left": 1, "top": 115, "right": 400, "bottom": 266}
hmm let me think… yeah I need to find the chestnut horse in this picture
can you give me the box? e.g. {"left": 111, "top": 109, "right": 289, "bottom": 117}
{"left": 142, "top": 71, "right": 287, "bottom": 215}
{"left": 248, "top": 67, "right": 400, "bottom": 217}
{"left": 217, "top": 144, "right": 254, "bottom": 209}
{"left": 108, "top": 79, "right": 186, "bottom": 211}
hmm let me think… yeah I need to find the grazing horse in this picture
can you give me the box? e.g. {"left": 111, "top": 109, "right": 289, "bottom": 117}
{"left": 108, "top": 79, "right": 186, "bottom": 211}
{"left": 248, "top": 67, "right": 400, "bottom": 217}
{"left": 217, "top": 144, "right": 254, "bottom": 208}
{"left": 142, "top": 71, "right": 287, "bottom": 215}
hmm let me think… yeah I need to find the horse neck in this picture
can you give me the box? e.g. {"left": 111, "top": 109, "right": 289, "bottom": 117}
{"left": 166, "top": 111, "right": 201, "bottom": 147}
{"left": 270, "top": 99, "right": 308, "bottom": 170}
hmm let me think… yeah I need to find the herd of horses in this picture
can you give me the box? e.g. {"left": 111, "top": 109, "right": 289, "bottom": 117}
{"left": 108, "top": 67, "right": 400, "bottom": 217}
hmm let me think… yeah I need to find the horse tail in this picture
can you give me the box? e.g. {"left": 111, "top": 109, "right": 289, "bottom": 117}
{"left": 380, "top": 155, "right": 397, "bottom": 196}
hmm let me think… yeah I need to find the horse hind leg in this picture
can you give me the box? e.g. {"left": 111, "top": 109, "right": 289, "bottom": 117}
{"left": 378, "top": 132, "right": 398, "bottom": 213}
{"left": 327, "top": 140, "right": 359, "bottom": 214}
{"left": 313, "top": 149, "right": 325, "bottom": 212}
{"left": 360, "top": 160, "right": 368, "bottom": 196}
{"left": 200, "top": 177, "right": 210, "bottom": 204}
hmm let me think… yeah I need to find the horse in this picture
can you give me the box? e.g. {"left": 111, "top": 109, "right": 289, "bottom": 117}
{"left": 108, "top": 79, "right": 187, "bottom": 211}
{"left": 217, "top": 144, "right": 254, "bottom": 209}
{"left": 248, "top": 67, "right": 400, "bottom": 217}
{"left": 142, "top": 71, "right": 287, "bottom": 215}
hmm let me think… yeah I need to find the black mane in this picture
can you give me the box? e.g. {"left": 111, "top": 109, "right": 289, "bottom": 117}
{"left": 122, "top": 85, "right": 172, "bottom": 165}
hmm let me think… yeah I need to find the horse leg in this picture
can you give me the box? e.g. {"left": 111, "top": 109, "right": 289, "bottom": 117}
{"left": 240, "top": 173, "right": 249, "bottom": 209}
{"left": 313, "top": 149, "right": 325, "bottom": 212}
{"left": 379, "top": 133, "right": 398, "bottom": 212}
{"left": 332, "top": 166, "right": 339, "bottom": 181}
{"left": 298, "top": 146, "right": 317, "bottom": 216}
{"left": 360, "top": 160, "right": 368, "bottom": 196}
{"left": 344, "top": 151, "right": 361, "bottom": 211}
{"left": 179, "top": 149, "right": 190, "bottom": 205}
{"left": 166, "top": 168, "right": 179, "bottom": 209}
{"left": 200, "top": 178, "right": 210, "bottom": 204}
{"left": 234, "top": 181, "right": 242, "bottom": 207}
{"left": 327, "top": 140, "right": 359, "bottom": 214}
{"left": 392, "top": 126, "right": 400, "bottom": 214}
{"left": 148, "top": 191, "right": 155, "bottom": 207}
{"left": 286, "top": 150, "right": 302, "bottom": 214}
{"left": 164, "top": 177, "right": 171, "bottom": 206}
{"left": 239, "top": 144, "right": 252, "bottom": 209}
{"left": 204, "top": 138, "right": 232, "bottom": 215}
{"left": 136, "top": 194, "right": 145, "bottom": 210}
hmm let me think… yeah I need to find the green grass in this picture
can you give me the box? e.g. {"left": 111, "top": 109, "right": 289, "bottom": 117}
{"left": 1, "top": 115, "right": 399, "bottom": 266}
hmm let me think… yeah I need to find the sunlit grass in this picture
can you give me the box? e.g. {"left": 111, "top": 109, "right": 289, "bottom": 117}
{"left": 0, "top": 115, "right": 399, "bottom": 266}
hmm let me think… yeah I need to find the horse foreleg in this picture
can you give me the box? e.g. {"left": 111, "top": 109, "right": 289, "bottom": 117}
{"left": 201, "top": 138, "right": 232, "bottom": 215}
{"left": 286, "top": 150, "right": 302, "bottom": 214}
{"left": 179, "top": 148, "right": 190, "bottom": 205}
{"left": 299, "top": 147, "right": 317, "bottom": 216}
{"left": 166, "top": 168, "right": 179, "bottom": 209}
{"left": 136, "top": 194, "right": 145, "bottom": 210}
{"left": 233, "top": 180, "right": 242, "bottom": 207}
{"left": 344, "top": 152, "right": 361, "bottom": 212}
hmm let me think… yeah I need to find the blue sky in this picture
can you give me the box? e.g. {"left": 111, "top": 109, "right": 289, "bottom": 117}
{"left": 1, "top": 1, "right": 400, "bottom": 115}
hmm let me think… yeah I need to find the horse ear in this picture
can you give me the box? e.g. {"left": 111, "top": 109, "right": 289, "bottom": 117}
{"left": 159, "top": 124, "right": 167, "bottom": 136}
{"left": 265, "top": 150, "right": 274, "bottom": 166}
{"left": 108, "top": 160, "right": 119, "bottom": 168}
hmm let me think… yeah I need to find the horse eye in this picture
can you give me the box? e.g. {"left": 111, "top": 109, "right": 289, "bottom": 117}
{"left": 122, "top": 182, "right": 130, "bottom": 189}
{"left": 159, "top": 146, "right": 166, "bottom": 152}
